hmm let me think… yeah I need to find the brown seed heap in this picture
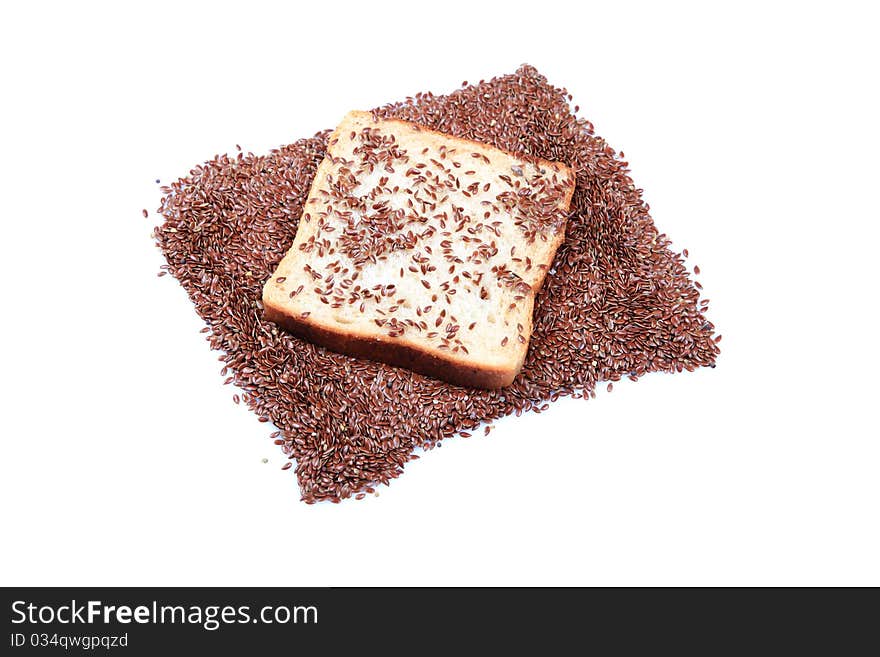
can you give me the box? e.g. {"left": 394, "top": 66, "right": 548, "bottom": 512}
{"left": 155, "top": 65, "right": 719, "bottom": 503}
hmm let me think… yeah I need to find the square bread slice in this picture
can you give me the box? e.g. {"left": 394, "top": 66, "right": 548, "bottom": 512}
{"left": 263, "top": 111, "right": 575, "bottom": 388}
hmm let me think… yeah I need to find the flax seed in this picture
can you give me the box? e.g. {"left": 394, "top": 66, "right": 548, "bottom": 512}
{"left": 153, "top": 65, "right": 718, "bottom": 504}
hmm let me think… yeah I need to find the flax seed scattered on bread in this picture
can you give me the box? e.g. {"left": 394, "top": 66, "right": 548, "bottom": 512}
{"left": 263, "top": 111, "right": 575, "bottom": 388}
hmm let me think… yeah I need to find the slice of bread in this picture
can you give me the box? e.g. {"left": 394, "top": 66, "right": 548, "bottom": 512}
{"left": 263, "top": 111, "right": 575, "bottom": 388}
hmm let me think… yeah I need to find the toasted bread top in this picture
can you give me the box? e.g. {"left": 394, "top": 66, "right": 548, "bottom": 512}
{"left": 263, "top": 111, "right": 575, "bottom": 381}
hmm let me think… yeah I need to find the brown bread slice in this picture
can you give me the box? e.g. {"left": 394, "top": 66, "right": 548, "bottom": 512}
{"left": 263, "top": 111, "right": 575, "bottom": 388}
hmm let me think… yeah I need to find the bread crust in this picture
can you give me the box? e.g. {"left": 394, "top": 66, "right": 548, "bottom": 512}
{"left": 265, "top": 303, "right": 520, "bottom": 389}
{"left": 370, "top": 112, "right": 576, "bottom": 189}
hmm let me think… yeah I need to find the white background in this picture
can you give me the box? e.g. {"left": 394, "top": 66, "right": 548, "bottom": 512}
{"left": 1, "top": 1, "right": 877, "bottom": 586}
